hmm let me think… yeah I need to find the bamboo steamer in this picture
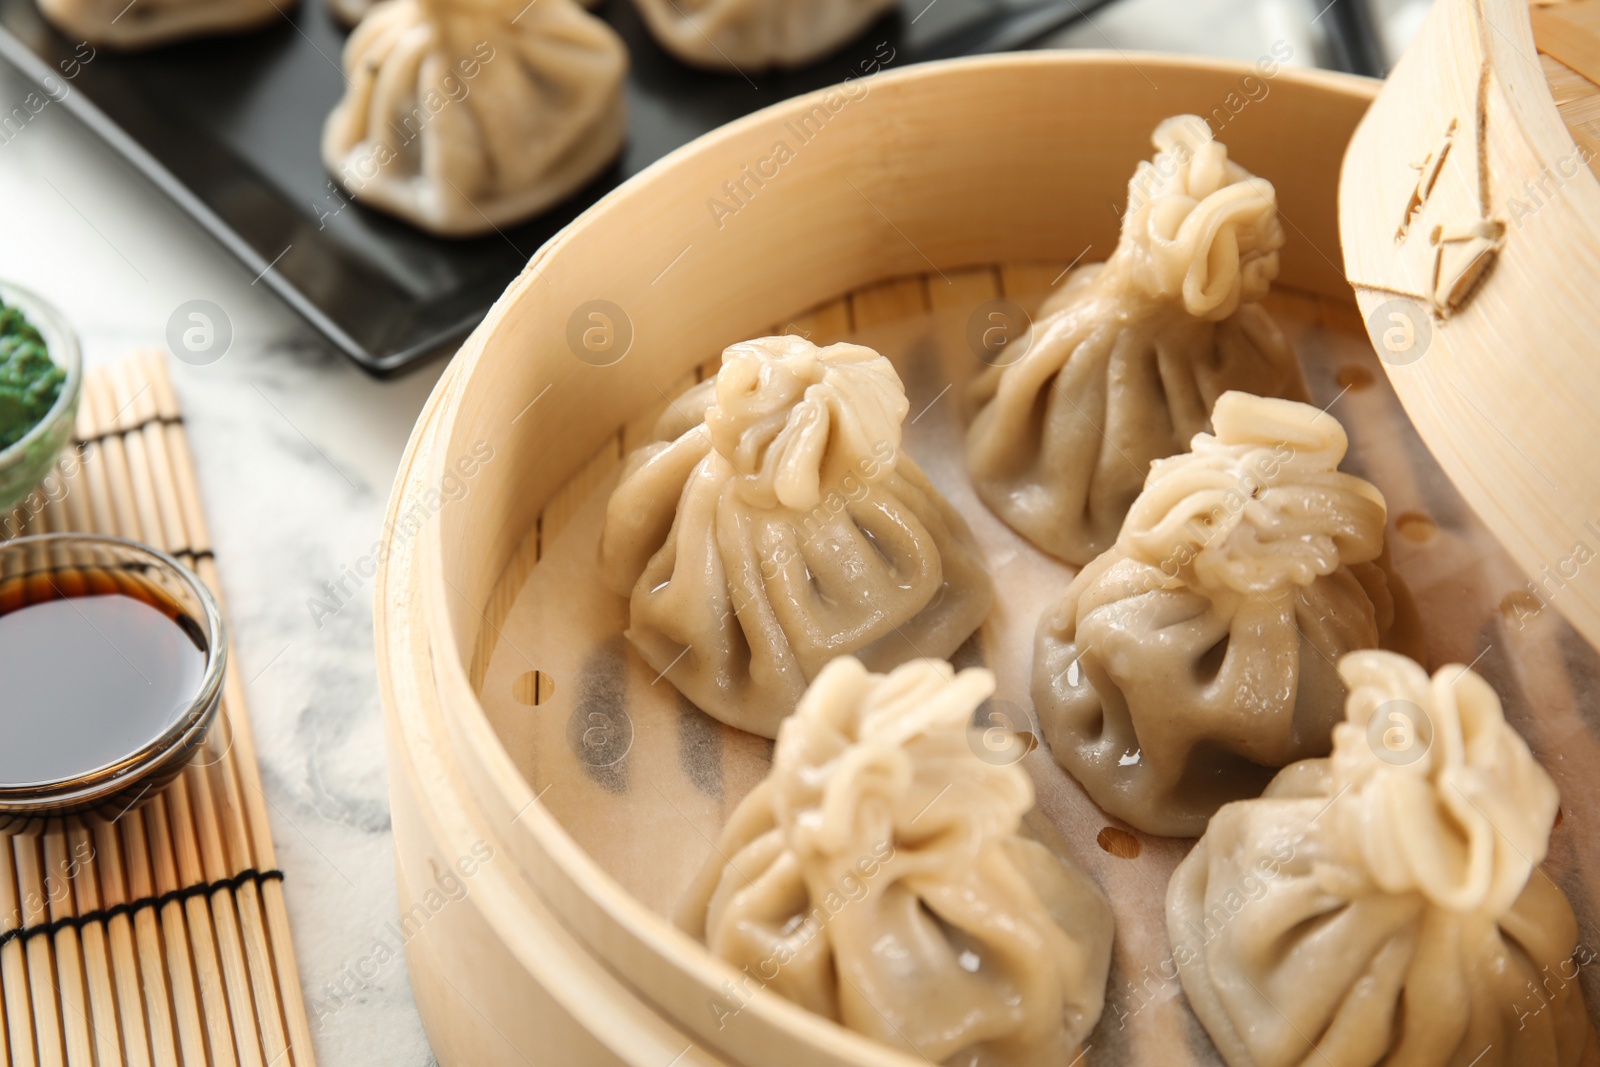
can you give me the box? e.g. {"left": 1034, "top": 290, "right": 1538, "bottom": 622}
{"left": 1341, "top": 0, "right": 1600, "bottom": 651}
{"left": 376, "top": 52, "right": 1375, "bottom": 1066}
{"left": 375, "top": 24, "right": 1600, "bottom": 1067}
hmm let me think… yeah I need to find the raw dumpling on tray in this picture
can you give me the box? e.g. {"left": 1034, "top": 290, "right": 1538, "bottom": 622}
{"left": 967, "top": 114, "right": 1309, "bottom": 566}
{"left": 322, "top": 0, "right": 626, "bottom": 237}
{"left": 680, "top": 657, "right": 1113, "bottom": 1066}
{"left": 38, "top": 0, "right": 285, "bottom": 49}
{"left": 601, "top": 335, "right": 993, "bottom": 738}
{"left": 1034, "top": 392, "right": 1422, "bottom": 837}
{"left": 1168, "top": 650, "right": 1591, "bottom": 1067}
{"left": 631, "top": 0, "right": 893, "bottom": 71}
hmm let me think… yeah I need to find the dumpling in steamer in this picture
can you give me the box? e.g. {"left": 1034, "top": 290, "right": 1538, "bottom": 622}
{"left": 1167, "top": 650, "right": 1590, "bottom": 1067}
{"left": 322, "top": 0, "right": 626, "bottom": 236}
{"left": 680, "top": 657, "right": 1114, "bottom": 1065}
{"left": 601, "top": 335, "right": 992, "bottom": 738}
{"left": 631, "top": 0, "right": 893, "bottom": 71}
{"left": 38, "top": 0, "right": 285, "bottom": 49}
{"left": 966, "top": 114, "right": 1309, "bottom": 566}
{"left": 1034, "top": 391, "right": 1422, "bottom": 837}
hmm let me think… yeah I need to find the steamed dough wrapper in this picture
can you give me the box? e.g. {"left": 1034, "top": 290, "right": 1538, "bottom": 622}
{"left": 322, "top": 0, "right": 626, "bottom": 237}
{"left": 601, "top": 335, "right": 992, "bottom": 738}
{"left": 1034, "top": 392, "right": 1420, "bottom": 837}
{"left": 631, "top": 0, "right": 893, "bottom": 71}
{"left": 39, "top": 0, "right": 285, "bottom": 50}
{"left": 967, "top": 114, "right": 1309, "bottom": 566}
{"left": 1167, "top": 651, "right": 1590, "bottom": 1067}
{"left": 680, "top": 658, "right": 1114, "bottom": 1065}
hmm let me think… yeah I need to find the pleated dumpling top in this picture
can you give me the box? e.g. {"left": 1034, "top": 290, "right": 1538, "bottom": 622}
{"left": 1168, "top": 650, "right": 1589, "bottom": 1067}
{"left": 322, "top": 0, "right": 625, "bottom": 236}
{"left": 681, "top": 657, "right": 1114, "bottom": 1065}
{"left": 967, "top": 114, "right": 1309, "bottom": 566}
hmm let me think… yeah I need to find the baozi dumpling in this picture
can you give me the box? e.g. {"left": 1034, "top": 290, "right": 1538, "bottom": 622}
{"left": 1034, "top": 391, "right": 1421, "bottom": 836}
{"left": 631, "top": 0, "right": 892, "bottom": 70}
{"left": 966, "top": 114, "right": 1309, "bottom": 566}
{"left": 601, "top": 335, "right": 992, "bottom": 737}
{"left": 322, "top": 0, "right": 626, "bottom": 236}
{"left": 1167, "top": 650, "right": 1590, "bottom": 1067}
{"left": 38, "top": 0, "right": 284, "bottom": 49}
{"left": 680, "top": 657, "right": 1114, "bottom": 1065}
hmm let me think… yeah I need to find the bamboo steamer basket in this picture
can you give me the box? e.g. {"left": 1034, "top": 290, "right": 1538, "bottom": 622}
{"left": 1341, "top": 0, "right": 1600, "bottom": 651}
{"left": 376, "top": 52, "right": 1374, "bottom": 1066}
{"left": 375, "top": 17, "right": 1600, "bottom": 1065}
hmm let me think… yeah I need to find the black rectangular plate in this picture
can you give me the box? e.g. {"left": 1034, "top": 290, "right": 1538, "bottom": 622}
{"left": 0, "top": 0, "right": 1104, "bottom": 375}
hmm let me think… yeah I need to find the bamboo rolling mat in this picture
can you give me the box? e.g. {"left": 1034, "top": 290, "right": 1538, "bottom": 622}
{"left": 0, "top": 352, "right": 316, "bottom": 1067}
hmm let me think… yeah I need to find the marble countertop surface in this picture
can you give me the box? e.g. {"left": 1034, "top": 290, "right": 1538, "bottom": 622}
{"left": 0, "top": 0, "right": 1422, "bottom": 1060}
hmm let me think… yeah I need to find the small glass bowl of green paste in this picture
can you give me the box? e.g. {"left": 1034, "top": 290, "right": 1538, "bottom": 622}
{"left": 0, "top": 284, "right": 81, "bottom": 515}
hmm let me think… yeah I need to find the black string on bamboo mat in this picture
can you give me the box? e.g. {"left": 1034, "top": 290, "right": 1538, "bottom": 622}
{"left": 0, "top": 868, "right": 284, "bottom": 950}
{"left": 72, "top": 413, "right": 185, "bottom": 450}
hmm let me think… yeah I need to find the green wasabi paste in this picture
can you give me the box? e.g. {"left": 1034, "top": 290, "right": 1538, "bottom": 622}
{"left": 0, "top": 300, "right": 64, "bottom": 450}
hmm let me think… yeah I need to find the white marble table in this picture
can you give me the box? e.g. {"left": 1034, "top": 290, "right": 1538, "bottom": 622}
{"left": 0, "top": 1, "right": 1425, "bottom": 1060}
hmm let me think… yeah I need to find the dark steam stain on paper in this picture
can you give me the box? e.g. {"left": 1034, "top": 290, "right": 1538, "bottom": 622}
{"left": 678, "top": 693, "right": 724, "bottom": 801}
{"left": 569, "top": 637, "right": 633, "bottom": 794}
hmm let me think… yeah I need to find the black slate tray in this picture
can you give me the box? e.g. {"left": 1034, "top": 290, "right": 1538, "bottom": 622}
{"left": 0, "top": 0, "right": 1112, "bottom": 375}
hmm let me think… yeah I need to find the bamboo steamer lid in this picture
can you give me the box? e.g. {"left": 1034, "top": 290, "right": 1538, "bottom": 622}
{"left": 1341, "top": 0, "right": 1600, "bottom": 647}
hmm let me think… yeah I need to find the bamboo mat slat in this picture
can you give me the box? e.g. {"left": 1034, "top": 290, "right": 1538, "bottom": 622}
{"left": 0, "top": 352, "right": 316, "bottom": 1067}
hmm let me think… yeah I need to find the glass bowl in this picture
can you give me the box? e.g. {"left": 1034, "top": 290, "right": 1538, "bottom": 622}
{"left": 0, "top": 534, "right": 227, "bottom": 831}
{"left": 0, "top": 283, "right": 82, "bottom": 516}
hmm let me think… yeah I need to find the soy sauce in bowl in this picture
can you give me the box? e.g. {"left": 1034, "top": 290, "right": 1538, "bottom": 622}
{"left": 0, "top": 567, "right": 208, "bottom": 785}
{"left": 0, "top": 535, "right": 226, "bottom": 828}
